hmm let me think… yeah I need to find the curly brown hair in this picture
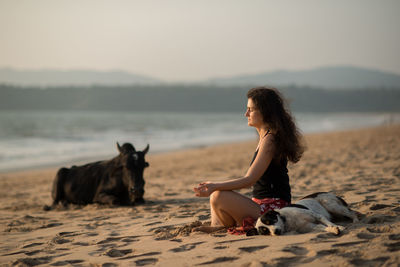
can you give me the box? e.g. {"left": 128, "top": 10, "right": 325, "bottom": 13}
{"left": 247, "top": 86, "right": 305, "bottom": 163}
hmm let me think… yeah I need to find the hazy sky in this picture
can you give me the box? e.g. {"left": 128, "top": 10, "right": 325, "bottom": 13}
{"left": 1, "top": 0, "right": 399, "bottom": 82}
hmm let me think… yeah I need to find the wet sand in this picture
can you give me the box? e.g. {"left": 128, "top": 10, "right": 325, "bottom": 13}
{"left": 1, "top": 124, "right": 399, "bottom": 266}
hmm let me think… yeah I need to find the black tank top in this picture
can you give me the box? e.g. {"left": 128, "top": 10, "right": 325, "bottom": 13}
{"left": 251, "top": 150, "right": 291, "bottom": 203}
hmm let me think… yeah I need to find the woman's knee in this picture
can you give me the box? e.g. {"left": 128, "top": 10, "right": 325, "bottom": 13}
{"left": 210, "top": 190, "right": 230, "bottom": 207}
{"left": 210, "top": 190, "right": 219, "bottom": 206}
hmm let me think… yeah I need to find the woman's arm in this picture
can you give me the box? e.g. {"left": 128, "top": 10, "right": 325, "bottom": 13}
{"left": 194, "top": 134, "right": 276, "bottom": 197}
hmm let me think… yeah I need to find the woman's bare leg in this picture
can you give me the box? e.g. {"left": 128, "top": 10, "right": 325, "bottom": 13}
{"left": 193, "top": 190, "right": 260, "bottom": 233}
{"left": 192, "top": 206, "right": 226, "bottom": 233}
{"left": 210, "top": 190, "right": 260, "bottom": 226}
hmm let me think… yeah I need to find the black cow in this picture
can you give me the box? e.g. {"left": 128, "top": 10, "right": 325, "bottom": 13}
{"left": 45, "top": 143, "right": 149, "bottom": 210}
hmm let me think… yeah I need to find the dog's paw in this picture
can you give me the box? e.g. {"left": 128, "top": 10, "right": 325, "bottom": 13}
{"left": 246, "top": 228, "right": 259, "bottom": 236}
{"left": 326, "top": 226, "right": 343, "bottom": 235}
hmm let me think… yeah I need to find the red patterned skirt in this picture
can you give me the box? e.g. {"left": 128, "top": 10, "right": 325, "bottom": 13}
{"left": 227, "top": 197, "right": 289, "bottom": 235}
{"left": 252, "top": 197, "right": 289, "bottom": 215}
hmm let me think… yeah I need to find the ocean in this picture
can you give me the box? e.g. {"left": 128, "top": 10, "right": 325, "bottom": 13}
{"left": 0, "top": 110, "right": 398, "bottom": 172}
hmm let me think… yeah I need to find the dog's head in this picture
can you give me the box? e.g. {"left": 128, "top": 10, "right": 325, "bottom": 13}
{"left": 251, "top": 210, "right": 285, "bottom": 236}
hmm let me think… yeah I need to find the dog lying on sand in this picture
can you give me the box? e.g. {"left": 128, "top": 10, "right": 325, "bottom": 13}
{"left": 247, "top": 192, "right": 359, "bottom": 236}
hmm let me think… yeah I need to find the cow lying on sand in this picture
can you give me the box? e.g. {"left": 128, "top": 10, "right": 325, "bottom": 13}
{"left": 44, "top": 143, "right": 149, "bottom": 210}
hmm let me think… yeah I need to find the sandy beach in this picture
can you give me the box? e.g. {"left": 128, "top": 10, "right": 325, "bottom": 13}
{"left": 1, "top": 124, "right": 399, "bottom": 266}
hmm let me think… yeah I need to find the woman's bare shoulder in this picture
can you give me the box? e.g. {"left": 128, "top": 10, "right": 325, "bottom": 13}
{"left": 259, "top": 133, "right": 276, "bottom": 154}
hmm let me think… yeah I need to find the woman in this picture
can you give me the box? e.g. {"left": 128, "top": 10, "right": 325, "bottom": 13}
{"left": 193, "top": 86, "right": 304, "bottom": 233}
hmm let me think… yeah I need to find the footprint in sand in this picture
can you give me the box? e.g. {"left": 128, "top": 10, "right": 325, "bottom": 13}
{"left": 96, "top": 238, "right": 152, "bottom": 257}
{"left": 175, "top": 212, "right": 196, "bottom": 219}
{"left": 101, "top": 263, "right": 118, "bottom": 267}
{"left": 152, "top": 221, "right": 202, "bottom": 240}
{"left": 144, "top": 221, "right": 163, "bottom": 226}
{"left": 3, "top": 249, "right": 43, "bottom": 257}
{"left": 358, "top": 195, "right": 376, "bottom": 205}
{"left": 392, "top": 206, "right": 400, "bottom": 212}
{"left": 363, "top": 215, "right": 396, "bottom": 224}
{"left": 97, "top": 237, "right": 124, "bottom": 244}
{"left": 342, "top": 183, "right": 356, "bottom": 191}
{"left": 84, "top": 232, "right": 99, "bottom": 237}
{"left": 210, "top": 233, "right": 227, "bottom": 238}
{"left": 356, "top": 232, "right": 376, "bottom": 240}
{"left": 22, "top": 242, "right": 44, "bottom": 248}
{"left": 316, "top": 249, "right": 339, "bottom": 256}
{"left": 97, "top": 235, "right": 140, "bottom": 246}
{"left": 215, "top": 238, "right": 253, "bottom": 245}
{"left": 6, "top": 215, "right": 61, "bottom": 232}
{"left": 311, "top": 232, "right": 341, "bottom": 241}
{"left": 72, "top": 241, "right": 90, "bottom": 246}
{"left": 40, "top": 222, "right": 63, "bottom": 229}
{"left": 121, "top": 236, "right": 140, "bottom": 243}
{"left": 118, "top": 252, "right": 161, "bottom": 261}
{"left": 369, "top": 204, "right": 393, "bottom": 210}
{"left": 51, "top": 236, "right": 72, "bottom": 245}
{"left": 389, "top": 234, "right": 400, "bottom": 240}
{"left": 196, "top": 208, "right": 210, "bottom": 213}
{"left": 50, "top": 259, "right": 85, "bottom": 266}
{"left": 164, "top": 192, "right": 178, "bottom": 196}
{"left": 331, "top": 241, "right": 368, "bottom": 247}
{"left": 169, "top": 242, "right": 204, "bottom": 252}
{"left": 144, "top": 204, "right": 170, "bottom": 213}
{"left": 170, "top": 238, "right": 182, "bottom": 243}
{"left": 282, "top": 245, "right": 308, "bottom": 256}
{"left": 104, "top": 248, "right": 133, "bottom": 258}
{"left": 197, "top": 214, "right": 209, "bottom": 221}
{"left": 384, "top": 241, "right": 400, "bottom": 252}
{"left": 213, "top": 245, "right": 228, "bottom": 250}
{"left": 97, "top": 244, "right": 118, "bottom": 251}
{"left": 367, "top": 225, "right": 392, "bottom": 233}
{"left": 198, "top": 257, "right": 239, "bottom": 265}
{"left": 238, "top": 245, "right": 268, "bottom": 253}
{"left": 58, "top": 231, "right": 80, "bottom": 238}
{"left": 12, "top": 256, "right": 53, "bottom": 266}
{"left": 269, "top": 256, "right": 304, "bottom": 267}
{"left": 349, "top": 257, "right": 389, "bottom": 266}
{"left": 109, "top": 231, "right": 120, "bottom": 237}
{"left": 24, "top": 250, "right": 42, "bottom": 256}
{"left": 134, "top": 258, "right": 159, "bottom": 266}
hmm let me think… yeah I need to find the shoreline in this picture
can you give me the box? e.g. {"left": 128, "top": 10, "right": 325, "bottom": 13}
{"left": 1, "top": 123, "right": 398, "bottom": 175}
{"left": 1, "top": 124, "right": 399, "bottom": 266}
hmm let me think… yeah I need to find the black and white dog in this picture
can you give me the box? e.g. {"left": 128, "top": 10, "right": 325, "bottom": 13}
{"left": 248, "top": 192, "right": 359, "bottom": 236}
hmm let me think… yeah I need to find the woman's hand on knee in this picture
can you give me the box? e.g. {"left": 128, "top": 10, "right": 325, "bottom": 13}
{"left": 194, "top": 182, "right": 216, "bottom": 197}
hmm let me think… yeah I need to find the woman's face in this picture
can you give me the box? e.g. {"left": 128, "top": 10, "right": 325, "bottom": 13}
{"left": 245, "top": 98, "right": 264, "bottom": 128}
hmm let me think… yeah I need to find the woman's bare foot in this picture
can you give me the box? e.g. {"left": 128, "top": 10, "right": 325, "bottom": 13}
{"left": 192, "top": 225, "right": 226, "bottom": 233}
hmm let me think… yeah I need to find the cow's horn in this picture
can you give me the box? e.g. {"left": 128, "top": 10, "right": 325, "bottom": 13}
{"left": 143, "top": 144, "right": 150, "bottom": 154}
{"left": 117, "top": 142, "right": 123, "bottom": 153}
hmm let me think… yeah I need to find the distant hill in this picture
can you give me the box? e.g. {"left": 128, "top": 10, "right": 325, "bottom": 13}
{"left": 1, "top": 66, "right": 400, "bottom": 89}
{"left": 1, "top": 84, "right": 399, "bottom": 112}
{"left": 0, "top": 68, "right": 162, "bottom": 86}
{"left": 205, "top": 66, "right": 400, "bottom": 89}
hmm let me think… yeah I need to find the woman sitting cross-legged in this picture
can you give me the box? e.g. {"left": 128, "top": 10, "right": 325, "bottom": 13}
{"left": 193, "top": 86, "right": 305, "bottom": 234}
